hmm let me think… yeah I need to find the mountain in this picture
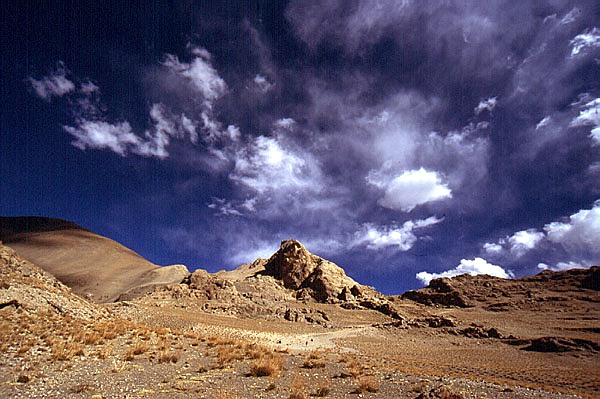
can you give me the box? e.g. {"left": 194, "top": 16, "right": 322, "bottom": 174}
{"left": 0, "top": 217, "right": 188, "bottom": 302}
{"left": 0, "top": 218, "right": 598, "bottom": 398}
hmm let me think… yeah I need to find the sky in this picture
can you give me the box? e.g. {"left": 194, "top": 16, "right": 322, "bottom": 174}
{"left": 1, "top": 1, "right": 599, "bottom": 294}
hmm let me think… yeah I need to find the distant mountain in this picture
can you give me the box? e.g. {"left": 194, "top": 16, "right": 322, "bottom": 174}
{"left": 0, "top": 217, "right": 188, "bottom": 302}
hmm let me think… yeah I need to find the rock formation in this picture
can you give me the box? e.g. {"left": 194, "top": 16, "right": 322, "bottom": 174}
{"left": 263, "top": 240, "right": 376, "bottom": 303}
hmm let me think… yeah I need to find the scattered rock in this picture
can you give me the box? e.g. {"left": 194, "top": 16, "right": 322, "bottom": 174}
{"left": 415, "top": 385, "right": 464, "bottom": 399}
{"left": 523, "top": 337, "right": 599, "bottom": 353}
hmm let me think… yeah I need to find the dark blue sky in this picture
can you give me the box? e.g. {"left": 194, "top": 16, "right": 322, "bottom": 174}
{"left": 1, "top": 1, "right": 599, "bottom": 294}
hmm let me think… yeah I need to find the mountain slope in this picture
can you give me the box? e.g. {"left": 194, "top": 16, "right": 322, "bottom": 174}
{"left": 0, "top": 217, "right": 188, "bottom": 302}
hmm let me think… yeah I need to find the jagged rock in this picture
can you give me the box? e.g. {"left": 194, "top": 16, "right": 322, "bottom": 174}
{"left": 263, "top": 240, "right": 362, "bottom": 303}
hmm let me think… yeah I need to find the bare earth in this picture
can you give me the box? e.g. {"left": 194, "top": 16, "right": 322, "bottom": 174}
{"left": 0, "top": 217, "right": 598, "bottom": 399}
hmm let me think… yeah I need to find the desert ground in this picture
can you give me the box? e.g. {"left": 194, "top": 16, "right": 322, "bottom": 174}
{"left": 0, "top": 217, "right": 598, "bottom": 398}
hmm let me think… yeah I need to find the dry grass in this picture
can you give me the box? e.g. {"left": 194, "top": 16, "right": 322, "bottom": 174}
{"left": 157, "top": 349, "right": 180, "bottom": 364}
{"left": 314, "top": 380, "right": 330, "bottom": 397}
{"left": 51, "top": 340, "right": 84, "bottom": 361}
{"left": 124, "top": 340, "right": 150, "bottom": 359}
{"left": 216, "top": 344, "right": 245, "bottom": 368}
{"left": 301, "top": 351, "right": 326, "bottom": 369}
{"left": 249, "top": 352, "right": 284, "bottom": 377}
{"left": 353, "top": 376, "right": 379, "bottom": 394}
{"left": 289, "top": 374, "right": 308, "bottom": 399}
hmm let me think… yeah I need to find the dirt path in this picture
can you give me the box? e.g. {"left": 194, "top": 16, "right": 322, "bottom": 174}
{"left": 195, "top": 323, "right": 374, "bottom": 352}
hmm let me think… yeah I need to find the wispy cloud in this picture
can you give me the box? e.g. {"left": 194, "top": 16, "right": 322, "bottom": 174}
{"left": 28, "top": 62, "right": 75, "bottom": 101}
{"left": 64, "top": 120, "right": 139, "bottom": 156}
{"left": 570, "top": 97, "right": 600, "bottom": 144}
{"left": 570, "top": 27, "right": 600, "bottom": 57}
{"left": 352, "top": 216, "right": 443, "bottom": 251}
{"left": 474, "top": 97, "right": 497, "bottom": 115}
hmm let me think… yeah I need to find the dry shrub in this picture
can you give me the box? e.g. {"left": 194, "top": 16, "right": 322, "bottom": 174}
{"left": 301, "top": 351, "right": 326, "bottom": 369}
{"left": 289, "top": 374, "right": 308, "bottom": 399}
{"left": 52, "top": 341, "right": 84, "bottom": 361}
{"left": 158, "top": 349, "right": 180, "bottom": 364}
{"left": 216, "top": 345, "right": 245, "bottom": 368}
{"left": 84, "top": 332, "right": 102, "bottom": 345}
{"left": 315, "top": 380, "right": 330, "bottom": 397}
{"left": 249, "top": 352, "right": 283, "bottom": 377}
{"left": 353, "top": 376, "right": 378, "bottom": 394}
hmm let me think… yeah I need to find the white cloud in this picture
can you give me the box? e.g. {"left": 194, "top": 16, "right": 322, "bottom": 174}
{"left": 559, "top": 7, "right": 580, "bottom": 25}
{"left": 544, "top": 201, "right": 600, "bottom": 255}
{"left": 508, "top": 229, "right": 545, "bottom": 257}
{"left": 535, "top": 116, "right": 551, "bottom": 130}
{"left": 253, "top": 74, "right": 273, "bottom": 93}
{"left": 65, "top": 103, "right": 203, "bottom": 159}
{"left": 180, "top": 114, "right": 198, "bottom": 144}
{"left": 162, "top": 51, "right": 227, "bottom": 105}
{"left": 64, "top": 120, "right": 140, "bottom": 156}
{"left": 274, "top": 118, "right": 295, "bottom": 130}
{"left": 485, "top": 201, "right": 600, "bottom": 269}
{"left": 28, "top": 63, "right": 75, "bottom": 101}
{"left": 80, "top": 81, "right": 99, "bottom": 95}
{"left": 416, "top": 257, "right": 513, "bottom": 285}
{"left": 474, "top": 97, "right": 497, "bottom": 114}
{"left": 570, "top": 27, "right": 600, "bottom": 57}
{"left": 570, "top": 97, "right": 600, "bottom": 144}
{"left": 230, "top": 135, "right": 321, "bottom": 195}
{"left": 483, "top": 242, "right": 503, "bottom": 254}
{"left": 538, "top": 261, "right": 586, "bottom": 272}
{"left": 352, "top": 216, "right": 443, "bottom": 251}
{"left": 368, "top": 167, "right": 452, "bottom": 212}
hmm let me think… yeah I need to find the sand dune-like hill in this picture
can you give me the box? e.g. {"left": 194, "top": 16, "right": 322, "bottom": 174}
{"left": 0, "top": 217, "right": 188, "bottom": 302}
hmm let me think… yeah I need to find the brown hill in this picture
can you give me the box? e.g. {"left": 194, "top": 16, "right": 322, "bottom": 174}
{"left": 0, "top": 217, "right": 189, "bottom": 302}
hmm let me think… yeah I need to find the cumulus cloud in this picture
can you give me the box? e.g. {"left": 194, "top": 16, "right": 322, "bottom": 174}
{"left": 570, "top": 27, "right": 600, "bottom": 57}
{"left": 352, "top": 216, "right": 443, "bottom": 251}
{"left": 474, "top": 97, "right": 497, "bottom": 115}
{"left": 416, "top": 258, "right": 514, "bottom": 285}
{"left": 28, "top": 62, "right": 75, "bottom": 101}
{"left": 368, "top": 168, "right": 452, "bottom": 212}
{"left": 508, "top": 229, "right": 545, "bottom": 257}
{"left": 544, "top": 200, "right": 600, "bottom": 256}
{"left": 570, "top": 97, "right": 600, "bottom": 144}
{"left": 484, "top": 201, "right": 600, "bottom": 271}
{"left": 483, "top": 242, "right": 503, "bottom": 254}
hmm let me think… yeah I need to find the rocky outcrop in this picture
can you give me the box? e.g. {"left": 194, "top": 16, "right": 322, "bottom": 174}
{"left": 402, "top": 277, "right": 474, "bottom": 308}
{"left": 263, "top": 240, "right": 369, "bottom": 303}
{"left": 522, "top": 337, "right": 599, "bottom": 353}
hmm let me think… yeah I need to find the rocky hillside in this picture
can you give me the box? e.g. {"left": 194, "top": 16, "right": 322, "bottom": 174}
{"left": 0, "top": 217, "right": 189, "bottom": 302}
{"left": 0, "top": 242, "right": 106, "bottom": 319}
{"left": 401, "top": 266, "right": 599, "bottom": 310}
{"left": 127, "top": 240, "right": 403, "bottom": 324}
